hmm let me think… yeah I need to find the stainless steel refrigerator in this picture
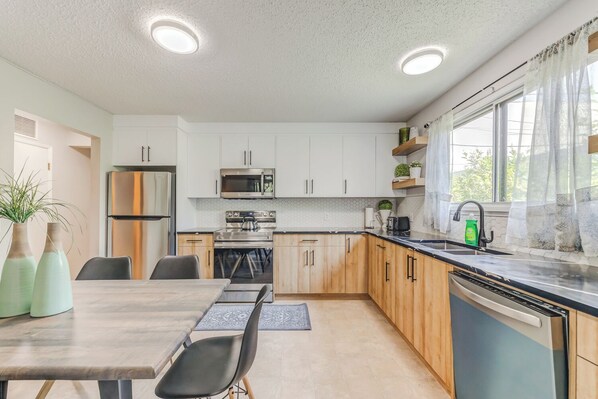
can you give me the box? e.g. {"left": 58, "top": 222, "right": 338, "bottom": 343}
{"left": 107, "top": 171, "right": 175, "bottom": 279}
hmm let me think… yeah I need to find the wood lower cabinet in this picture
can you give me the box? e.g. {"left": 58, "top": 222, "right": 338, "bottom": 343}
{"left": 345, "top": 234, "right": 368, "bottom": 293}
{"left": 394, "top": 245, "right": 453, "bottom": 391}
{"left": 367, "top": 237, "right": 396, "bottom": 322}
{"left": 577, "top": 312, "right": 598, "bottom": 399}
{"left": 395, "top": 245, "right": 415, "bottom": 344}
{"left": 177, "top": 234, "right": 214, "bottom": 279}
{"left": 421, "top": 256, "right": 453, "bottom": 391}
{"left": 274, "top": 235, "right": 346, "bottom": 294}
{"left": 577, "top": 356, "right": 598, "bottom": 399}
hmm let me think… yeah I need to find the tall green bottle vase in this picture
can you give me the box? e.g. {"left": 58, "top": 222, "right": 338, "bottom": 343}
{"left": 30, "top": 222, "right": 73, "bottom": 317}
{"left": 0, "top": 223, "right": 37, "bottom": 317}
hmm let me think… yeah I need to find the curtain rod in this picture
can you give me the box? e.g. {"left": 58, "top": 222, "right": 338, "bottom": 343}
{"left": 423, "top": 61, "right": 527, "bottom": 129}
{"left": 451, "top": 61, "right": 528, "bottom": 111}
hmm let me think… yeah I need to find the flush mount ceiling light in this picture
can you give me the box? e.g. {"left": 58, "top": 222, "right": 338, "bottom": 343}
{"left": 151, "top": 20, "right": 199, "bottom": 54}
{"left": 401, "top": 49, "right": 444, "bottom": 75}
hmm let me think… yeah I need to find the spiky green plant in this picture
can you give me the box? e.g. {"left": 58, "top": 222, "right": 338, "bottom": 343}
{"left": 0, "top": 166, "right": 79, "bottom": 233}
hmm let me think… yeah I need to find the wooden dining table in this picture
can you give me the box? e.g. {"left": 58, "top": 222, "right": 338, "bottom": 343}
{"left": 0, "top": 279, "right": 229, "bottom": 399}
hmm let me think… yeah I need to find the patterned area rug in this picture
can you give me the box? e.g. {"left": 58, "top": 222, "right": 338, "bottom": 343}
{"left": 195, "top": 303, "right": 311, "bottom": 331}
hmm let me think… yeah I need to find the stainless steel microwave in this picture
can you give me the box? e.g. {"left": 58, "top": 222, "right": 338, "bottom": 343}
{"left": 220, "top": 168, "right": 275, "bottom": 199}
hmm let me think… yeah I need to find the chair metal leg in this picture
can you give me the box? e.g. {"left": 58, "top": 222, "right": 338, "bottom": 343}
{"left": 242, "top": 376, "right": 255, "bottom": 399}
{"left": 35, "top": 380, "right": 55, "bottom": 399}
{"left": 0, "top": 381, "right": 7, "bottom": 399}
{"left": 217, "top": 254, "right": 225, "bottom": 278}
{"left": 229, "top": 254, "right": 244, "bottom": 278}
{"left": 245, "top": 254, "right": 256, "bottom": 279}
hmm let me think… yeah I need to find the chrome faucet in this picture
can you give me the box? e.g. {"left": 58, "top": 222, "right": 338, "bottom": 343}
{"left": 453, "top": 200, "right": 494, "bottom": 248}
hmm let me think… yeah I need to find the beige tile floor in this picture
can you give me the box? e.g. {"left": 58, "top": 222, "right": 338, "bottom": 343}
{"left": 7, "top": 299, "right": 449, "bottom": 398}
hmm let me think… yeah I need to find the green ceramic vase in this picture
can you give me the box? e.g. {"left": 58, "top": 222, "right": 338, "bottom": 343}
{"left": 30, "top": 223, "right": 73, "bottom": 317}
{"left": 0, "top": 223, "right": 37, "bottom": 317}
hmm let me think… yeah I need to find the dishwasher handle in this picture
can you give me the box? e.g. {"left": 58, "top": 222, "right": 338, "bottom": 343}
{"left": 452, "top": 279, "right": 542, "bottom": 328}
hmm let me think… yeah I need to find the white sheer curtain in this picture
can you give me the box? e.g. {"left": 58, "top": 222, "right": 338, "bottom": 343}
{"left": 423, "top": 111, "right": 453, "bottom": 233}
{"left": 507, "top": 19, "right": 598, "bottom": 256}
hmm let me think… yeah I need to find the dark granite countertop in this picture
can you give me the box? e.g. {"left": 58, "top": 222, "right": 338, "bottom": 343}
{"left": 370, "top": 230, "right": 598, "bottom": 318}
{"left": 273, "top": 227, "right": 369, "bottom": 234}
{"left": 177, "top": 226, "right": 598, "bottom": 316}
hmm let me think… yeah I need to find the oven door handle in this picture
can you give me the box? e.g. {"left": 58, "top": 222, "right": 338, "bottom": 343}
{"left": 214, "top": 241, "right": 273, "bottom": 249}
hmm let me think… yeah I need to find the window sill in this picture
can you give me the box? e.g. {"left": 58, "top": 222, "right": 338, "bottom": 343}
{"left": 449, "top": 202, "right": 510, "bottom": 218}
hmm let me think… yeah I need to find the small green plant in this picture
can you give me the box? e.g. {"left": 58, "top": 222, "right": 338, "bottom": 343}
{"left": 0, "top": 167, "right": 80, "bottom": 242}
{"left": 394, "top": 163, "right": 410, "bottom": 177}
{"left": 377, "top": 200, "right": 393, "bottom": 211}
{"left": 410, "top": 161, "right": 423, "bottom": 168}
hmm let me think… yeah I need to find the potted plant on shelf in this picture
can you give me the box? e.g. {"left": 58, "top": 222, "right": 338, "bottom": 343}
{"left": 0, "top": 168, "right": 76, "bottom": 318}
{"left": 376, "top": 200, "right": 393, "bottom": 230}
{"left": 394, "top": 163, "right": 410, "bottom": 182}
{"left": 410, "top": 161, "right": 423, "bottom": 179}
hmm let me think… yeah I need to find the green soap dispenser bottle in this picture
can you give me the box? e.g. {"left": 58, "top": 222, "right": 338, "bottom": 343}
{"left": 464, "top": 214, "right": 479, "bottom": 246}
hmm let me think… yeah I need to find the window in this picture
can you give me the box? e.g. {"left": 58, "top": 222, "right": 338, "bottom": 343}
{"left": 589, "top": 54, "right": 598, "bottom": 186}
{"left": 450, "top": 94, "right": 524, "bottom": 203}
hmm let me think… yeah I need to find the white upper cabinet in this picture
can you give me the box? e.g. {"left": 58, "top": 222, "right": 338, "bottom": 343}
{"left": 247, "top": 135, "right": 276, "bottom": 168}
{"left": 275, "top": 135, "right": 310, "bottom": 197}
{"left": 220, "top": 135, "right": 249, "bottom": 168}
{"left": 375, "top": 134, "right": 400, "bottom": 197}
{"left": 342, "top": 135, "right": 376, "bottom": 197}
{"left": 310, "top": 135, "right": 343, "bottom": 197}
{"left": 187, "top": 135, "right": 221, "bottom": 198}
{"left": 113, "top": 127, "right": 177, "bottom": 166}
{"left": 146, "top": 128, "right": 178, "bottom": 166}
{"left": 220, "top": 135, "right": 276, "bottom": 168}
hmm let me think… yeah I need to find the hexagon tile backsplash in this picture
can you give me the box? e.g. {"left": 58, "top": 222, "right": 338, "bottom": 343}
{"left": 192, "top": 198, "right": 395, "bottom": 228}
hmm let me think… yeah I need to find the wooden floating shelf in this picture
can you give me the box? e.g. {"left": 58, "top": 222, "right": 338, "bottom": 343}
{"left": 392, "top": 178, "right": 425, "bottom": 190}
{"left": 392, "top": 136, "right": 428, "bottom": 156}
{"left": 590, "top": 135, "right": 598, "bottom": 154}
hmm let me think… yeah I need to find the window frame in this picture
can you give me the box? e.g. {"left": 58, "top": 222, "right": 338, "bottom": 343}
{"left": 450, "top": 88, "right": 524, "bottom": 206}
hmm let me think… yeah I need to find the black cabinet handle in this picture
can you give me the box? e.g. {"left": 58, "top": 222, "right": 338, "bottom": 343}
{"left": 148, "top": 146, "right": 151, "bottom": 162}
{"left": 406, "top": 255, "right": 412, "bottom": 280}
{"left": 249, "top": 150, "right": 252, "bottom": 165}
{"left": 141, "top": 146, "right": 145, "bottom": 162}
{"left": 385, "top": 262, "right": 389, "bottom": 282}
{"left": 347, "top": 238, "right": 351, "bottom": 253}
{"left": 243, "top": 150, "right": 247, "bottom": 165}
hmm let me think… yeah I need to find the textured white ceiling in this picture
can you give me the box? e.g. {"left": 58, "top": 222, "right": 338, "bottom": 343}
{"left": 0, "top": 0, "right": 565, "bottom": 122}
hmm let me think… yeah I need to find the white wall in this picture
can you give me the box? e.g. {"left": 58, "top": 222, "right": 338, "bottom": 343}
{"left": 400, "top": 0, "right": 598, "bottom": 265}
{"left": 0, "top": 57, "right": 113, "bottom": 269}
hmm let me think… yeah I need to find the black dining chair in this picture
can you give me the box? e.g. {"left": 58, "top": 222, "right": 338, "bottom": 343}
{"left": 150, "top": 255, "right": 200, "bottom": 280}
{"left": 155, "top": 285, "right": 269, "bottom": 399}
{"left": 76, "top": 256, "right": 132, "bottom": 280}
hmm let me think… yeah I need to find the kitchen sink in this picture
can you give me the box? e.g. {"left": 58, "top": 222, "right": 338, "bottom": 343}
{"left": 442, "top": 249, "right": 490, "bottom": 256}
{"left": 416, "top": 240, "right": 511, "bottom": 256}
{"left": 418, "top": 241, "right": 469, "bottom": 250}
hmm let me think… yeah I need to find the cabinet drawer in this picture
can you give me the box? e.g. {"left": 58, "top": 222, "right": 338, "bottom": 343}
{"left": 577, "top": 356, "right": 598, "bottom": 399}
{"left": 578, "top": 312, "right": 598, "bottom": 365}
{"left": 177, "top": 234, "right": 214, "bottom": 248}
{"left": 274, "top": 234, "right": 345, "bottom": 247}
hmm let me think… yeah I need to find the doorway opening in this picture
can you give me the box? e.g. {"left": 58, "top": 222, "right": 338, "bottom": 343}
{"left": 13, "top": 110, "right": 101, "bottom": 278}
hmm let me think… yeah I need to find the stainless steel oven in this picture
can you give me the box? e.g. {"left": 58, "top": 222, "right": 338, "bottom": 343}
{"left": 213, "top": 211, "right": 275, "bottom": 302}
{"left": 220, "top": 168, "right": 274, "bottom": 199}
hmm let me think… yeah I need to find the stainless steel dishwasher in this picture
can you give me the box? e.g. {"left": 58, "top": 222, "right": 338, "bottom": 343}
{"left": 449, "top": 272, "right": 568, "bottom": 399}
